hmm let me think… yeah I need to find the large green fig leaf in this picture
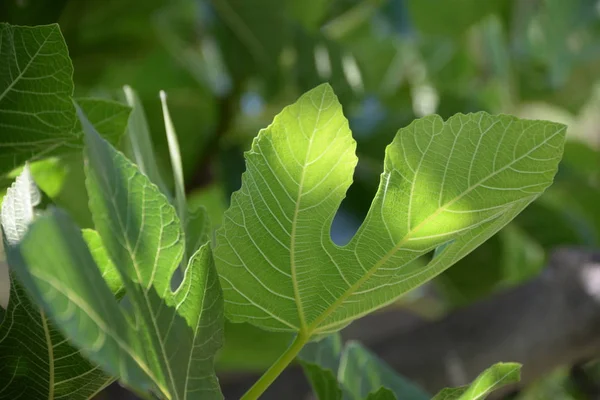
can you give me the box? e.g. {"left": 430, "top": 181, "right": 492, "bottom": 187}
{"left": 9, "top": 109, "right": 224, "bottom": 399}
{"left": 0, "top": 23, "right": 129, "bottom": 177}
{"left": 214, "top": 83, "right": 566, "bottom": 336}
{"left": 0, "top": 167, "right": 118, "bottom": 399}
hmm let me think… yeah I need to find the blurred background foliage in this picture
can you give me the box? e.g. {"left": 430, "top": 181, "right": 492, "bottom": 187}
{"left": 2, "top": 0, "right": 600, "bottom": 397}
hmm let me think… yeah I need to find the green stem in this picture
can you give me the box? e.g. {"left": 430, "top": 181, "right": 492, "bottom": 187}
{"left": 241, "top": 333, "right": 309, "bottom": 400}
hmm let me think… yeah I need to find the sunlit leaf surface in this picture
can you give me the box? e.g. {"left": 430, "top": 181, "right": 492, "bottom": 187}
{"left": 432, "top": 363, "right": 521, "bottom": 400}
{"left": 215, "top": 83, "right": 566, "bottom": 336}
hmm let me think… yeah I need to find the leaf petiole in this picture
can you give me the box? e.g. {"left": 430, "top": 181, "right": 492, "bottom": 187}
{"left": 241, "top": 332, "right": 309, "bottom": 400}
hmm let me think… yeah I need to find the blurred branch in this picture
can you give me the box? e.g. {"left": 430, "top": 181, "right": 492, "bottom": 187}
{"left": 220, "top": 247, "right": 600, "bottom": 399}
{"left": 186, "top": 84, "right": 241, "bottom": 192}
{"left": 569, "top": 363, "right": 600, "bottom": 399}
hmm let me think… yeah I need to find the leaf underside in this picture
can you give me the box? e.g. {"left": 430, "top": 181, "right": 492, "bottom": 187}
{"left": 0, "top": 167, "right": 114, "bottom": 399}
{"left": 215, "top": 83, "right": 566, "bottom": 336}
{"left": 8, "top": 110, "right": 224, "bottom": 399}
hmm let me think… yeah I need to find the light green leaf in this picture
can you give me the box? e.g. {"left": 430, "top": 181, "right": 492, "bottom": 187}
{"left": 82, "top": 229, "right": 124, "bottom": 298}
{"left": 10, "top": 105, "right": 225, "bottom": 399}
{"left": 123, "top": 85, "right": 168, "bottom": 195}
{"left": 0, "top": 167, "right": 114, "bottom": 399}
{"left": 365, "top": 388, "right": 397, "bottom": 400}
{"left": 159, "top": 90, "right": 187, "bottom": 229}
{"left": 214, "top": 83, "right": 566, "bottom": 337}
{"left": 126, "top": 87, "right": 210, "bottom": 260}
{"left": 0, "top": 23, "right": 130, "bottom": 176}
{"left": 432, "top": 363, "right": 521, "bottom": 400}
{"left": 29, "top": 157, "right": 68, "bottom": 197}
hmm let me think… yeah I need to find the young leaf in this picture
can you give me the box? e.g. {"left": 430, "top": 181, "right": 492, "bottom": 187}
{"left": 74, "top": 98, "right": 131, "bottom": 147}
{"left": 123, "top": 86, "right": 210, "bottom": 258}
{"left": 159, "top": 90, "right": 208, "bottom": 267}
{"left": 160, "top": 90, "right": 187, "bottom": 225}
{"left": 214, "top": 83, "right": 566, "bottom": 337}
{"left": 432, "top": 363, "right": 521, "bottom": 400}
{"left": 299, "top": 335, "right": 429, "bottom": 400}
{"left": 0, "top": 167, "right": 114, "bottom": 399}
{"left": 9, "top": 106, "right": 225, "bottom": 398}
{"left": 339, "top": 342, "right": 429, "bottom": 400}
{"left": 299, "top": 363, "right": 342, "bottom": 400}
{"left": 123, "top": 85, "right": 168, "bottom": 194}
{"left": 0, "top": 23, "right": 130, "bottom": 176}
{"left": 365, "top": 388, "right": 397, "bottom": 400}
{"left": 299, "top": 334, "right": 344, "bottom": 400}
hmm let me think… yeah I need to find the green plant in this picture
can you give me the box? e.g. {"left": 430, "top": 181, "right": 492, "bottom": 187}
{"left": 0, "top": 22, "right": 566, "bottom": 400}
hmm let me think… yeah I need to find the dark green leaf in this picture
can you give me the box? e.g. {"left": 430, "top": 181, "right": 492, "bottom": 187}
{"left": 0, "top": 23, "right": 130, "bottom": 177}
{"left": 299, "top": 334, "right": 428, "bottom": 400}
{"left": 0, "top": 167, "right": 114, "bottom": 399}
{"left": 406, "top": 0, "right": 507, "bottom": 36}
{"left": 210, "top": 0, "right": 289, "bottom": 80}
{"left": 9, "top": 107, "right": 225, "bottom": 399}
{"left": 339, "top": 342, "right": 429, "bottom": 400}
{"left": 299, "top": 334, "right": 344, "bottom": 400}
{"left": 299, "top": 362, "right": 342, "bottom": 400}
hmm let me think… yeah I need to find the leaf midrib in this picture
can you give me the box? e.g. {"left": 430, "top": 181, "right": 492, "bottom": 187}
{"left": 470, "top": 366, "right": 518, "bottom": 400}
{"left": 41, "top": 311, "right": 55, "bottom": 400}
{"left": 107, "top": 187, "right": 180, "bottom": 400}
{"left": 305, "top": 124, "right": 564, "bottom": 333}
{"left": 29, "top": 269, "right": 164, "bottom": 392}
{"left": 293, "top": 89, "right": 327, "bottom": 334}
